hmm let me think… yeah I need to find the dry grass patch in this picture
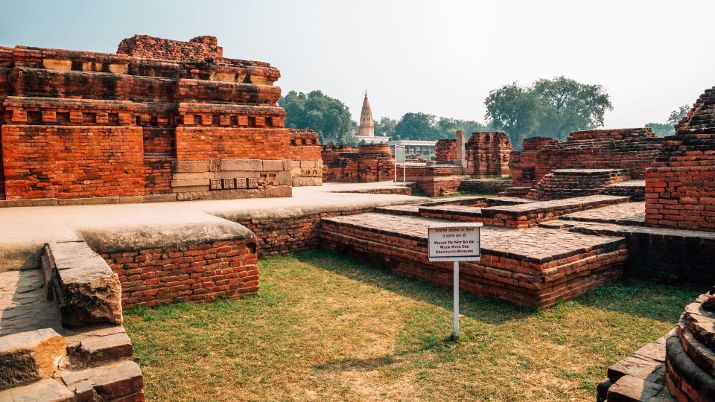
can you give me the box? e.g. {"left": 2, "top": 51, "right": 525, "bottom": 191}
{"left": 124, "top": 250, "right": 698, "bottom": 401}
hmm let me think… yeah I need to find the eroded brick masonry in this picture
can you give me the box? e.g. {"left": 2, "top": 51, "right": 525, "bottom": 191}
{"left": 0, "top": 35, "right": 321, "bottom": 202}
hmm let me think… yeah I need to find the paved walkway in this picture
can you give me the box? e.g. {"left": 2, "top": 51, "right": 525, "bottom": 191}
{"left": 0, "top": 183, "right": 423, "bottom": 270}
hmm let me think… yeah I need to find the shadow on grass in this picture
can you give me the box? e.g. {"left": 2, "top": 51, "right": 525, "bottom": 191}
{"left": 294, "top": 249, "right": 534, "bottom": 325}
{"left": 295, "top": 249, "right": 699, "bottom": 325}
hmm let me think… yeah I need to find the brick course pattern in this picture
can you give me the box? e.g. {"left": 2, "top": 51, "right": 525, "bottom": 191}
{"left": 527, "top": 168, "right": 629, "bottom": 200}
{"left": 288, "top": 129, "right": 322, "bottom": 186}
{"left": 0, "top": 35, "right": 319, "bottom": 202}
{"left": 465, "top": 132, "right": 511, "bottom": 176}
{"left": 321, "top": 144, "right": 394, "bottom": 182}
{"left": 645, "top": 87, "right": 715, "bottom": 232}
{"left": 320, "top": 213, "right": 627, "bottom": 308}
{"left": 509, "top": 137, "right": 559, "bottom": 187}
{"left": 534, "top": 128, "right": 663, "bottom": 183}
{"left": 435, "top": 139, "right": 457, "bottom": 162}
{"left": 101, "top": 239, "right": 258, "bottom": 309}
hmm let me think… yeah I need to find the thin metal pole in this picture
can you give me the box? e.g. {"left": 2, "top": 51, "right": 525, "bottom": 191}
{"left": 453, "top": 260, "right": 459, "bottom": 339}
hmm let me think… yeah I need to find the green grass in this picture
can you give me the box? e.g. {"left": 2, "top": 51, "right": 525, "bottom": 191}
{"left": 124, "top": 251, "right": 698, "bottom": 401}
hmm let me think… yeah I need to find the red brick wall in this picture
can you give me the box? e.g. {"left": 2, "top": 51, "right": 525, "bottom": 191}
{"left": 321, "top": 144, "right": 393, "bottom": 182}
{"left": 117, "top": 35, "right": 223, "bottom": 61}
{"left": 175, "top": 127, "right": 291, "bottom": 160}
{"left": 1, "top": 125, "right": 144, "bottom": 199}
{"left": 465, "top": 132, "right": 512, "bottom": 176}
{"left": 144, "top": 156, "right": 173, "bottom": 194}
{"left": 645, "top": 88, "right": 715, "bottom": 232}
{"left": 289, "top": 129, "right": 321, "bottom": 160}
{"left": 535, "top": 128, "right": 663, "bottom": 182}
{"left": 101, "top": 238, "right": 258, "bottom": 308}
{"left": 435, "top": 139, "right": 456, "bottom": 162}
{"left": 509, "top": 137, "right": 559, "bottom": 187}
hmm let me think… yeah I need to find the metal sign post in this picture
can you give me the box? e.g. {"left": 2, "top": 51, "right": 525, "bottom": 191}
{"left": 427, "top": 223, "right": 482, "bottom": 339}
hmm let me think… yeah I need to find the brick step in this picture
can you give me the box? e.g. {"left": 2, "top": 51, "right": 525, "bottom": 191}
{"left": 58, "top": 359, "right": 144, "bottom": 401}
{"left": 65, "top": 326, "right": 133, "bottom": 369}
{"left": 605, "top": 374, "right": 674, "bottom": 402}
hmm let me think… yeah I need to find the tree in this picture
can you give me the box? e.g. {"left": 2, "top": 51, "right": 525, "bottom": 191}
{"left": 645, "top": 104, "right": 691, "bottom": 137}
{"left": 393, "top": 113, "right": 441, "bottom": 140}
{"left": 278, "top": 90, "right": 353, "bottom": 144}
{"left": 667, "top": 104, "right": 690, "bottom": 125}
{"left": 485, "top": 77, "right": 613, "bottom": 146}
{"left": 375, "top": 117, "right": 397, "bottom": 138}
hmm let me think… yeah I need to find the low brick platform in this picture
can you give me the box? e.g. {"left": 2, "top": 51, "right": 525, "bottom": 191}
{"left": 457, "top": 178, "right": 511, "bottom": 194}
{"left": 542, "top": 219, "right": 715, "bottom": 285}
{"left": 320, "top": 212, "right": 627, "bottom": 307}
{"left": 561, "top": 202, "right": 646, "bottom": 226}
{"left": 82, "top": 222, "right": 258, "bottom": 309}
{"left": 602, "top": 180, "right": 646, "bottom": 201}
{"left": 418, "top": 195, "right": 628, "bottom": 228}
{"left": 527, "top": 168, "right": 630, "bottom": 200}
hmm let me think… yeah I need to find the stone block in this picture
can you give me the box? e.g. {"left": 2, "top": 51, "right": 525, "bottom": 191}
{"left": 300, "top": 160, "right": 317, "bottom": 168}
{"left": 61, "top": 360, "right": 143, "bottom": 401}
{"left": 247, "top": 177, "right": 258, "bottom": 189}
{"left": 220, "top": 159, "right": 263, "bottom": 172}
{"left": 209, "top": 179, "right": 222, "bottom": 190}
{"left": 222, "top": 178, "right": 236, "bottom": 189}
{"left": 44, "top": 241, "right": 123, "bottom": 327}
{"left": 262, "top": 160, "right": 284, "bottom": 172}
{"left": 42, "top": 59, "right": 72, "bottom": 71}
{"left": 0, "top": 328, "right": 67, "bottom": 390}
{"left": 276, "top": 171, "right": 292, "bottom": 186}
{"left": 235, "top": 178, "right": 248, "bottom": 189}
{"left": 172, "top": 161, "right": 209, "bottom": 173}
{"left": 0, "top": 379, "right": 74, "bottom": 402}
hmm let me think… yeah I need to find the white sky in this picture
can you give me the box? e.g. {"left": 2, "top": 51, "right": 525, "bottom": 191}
{"left": 1, "top": 0, "right": 713, "bottom": 127}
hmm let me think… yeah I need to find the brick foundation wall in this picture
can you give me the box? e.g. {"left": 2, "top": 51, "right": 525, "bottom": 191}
{"left": 321, "top": 144, "right": 394, "bottom": 182}
{"left": 0, "top": 35, "right": 320, "bottom": 202}
{"left": 320, "top": 219, "right": 626, "bottom": 308}
{"left": 458, "top": 178, "right": 512, "bottom": 194}
{"left": 534, "top": 128, "right": 663, "bottom": 183}
{"left": 527, "top": 169, "right": 629, "bottom": 200}
{"left": 226, "top": 208, "right": 380, "bottom": 257}
{"left": 435, "top": 139, "right": 457, "bottom": 162}
{"left": 509, "top": 137, "right": 559, "bottom": 187}
{"left": 100, "top": 238, "right": 258, "bottom": 309}
{"left": 289, "top": 129, "right": 322, "bottom": 186}
{"left": 465, "top": 132, "right": 511, "bottom": 176}
{"left": 1, "top": 125, "right": 144, "bottom": 199}
{"left": 645, "top": 87, "right": 715, "bottom": 232}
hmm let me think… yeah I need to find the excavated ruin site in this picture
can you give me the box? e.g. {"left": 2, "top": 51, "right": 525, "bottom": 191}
{"left": 0, "top": 35, "right": 713, "bottom": 402}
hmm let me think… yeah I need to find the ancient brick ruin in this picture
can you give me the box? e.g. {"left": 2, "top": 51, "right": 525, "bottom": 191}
{"left": 508, "top": 136, "right": 558, "bottom": 188}
{"left": 321, "top": 143, "right": 394, "bottom": 182}
{"left": 645, "top": 86, "right": 715, "bottom": 232}
{"left": 0, "top": 35, "right": 321, "bottom": 205}
{"left": 465, "top": 132, "right": 511, "bottom": 176}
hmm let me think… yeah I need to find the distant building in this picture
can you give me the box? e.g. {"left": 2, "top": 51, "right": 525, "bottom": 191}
{"left": 355, "top": 92, "right": 390, "bottom": 144}
{"left": 388, "top": 139, "right": 437, "bottom": 161}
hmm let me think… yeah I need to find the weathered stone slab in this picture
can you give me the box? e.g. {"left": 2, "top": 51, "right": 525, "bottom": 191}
{"left": 61, "top": 360, "right": 143, "bottom": 401}
{"left": 0, "top": 378, "right": 74, "bottom": 402}
{"left": 171, "top": 161, "right": 210, "bottom": 173}
{"left": 44, "top": 241, "right": 123, "bottom": 327}
{"left": 220, "top": 159, "right": 262, "bottom": 171}
{"left": 262, "top": 159, "right": 285, "bottom": 171}
{"left": 0, "top": 328, "right": 66, "bottom": 390}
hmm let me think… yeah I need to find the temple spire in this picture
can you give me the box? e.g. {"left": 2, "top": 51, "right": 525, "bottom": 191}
{"left": 359, "top": 92, "right": 374, "bottom": 137}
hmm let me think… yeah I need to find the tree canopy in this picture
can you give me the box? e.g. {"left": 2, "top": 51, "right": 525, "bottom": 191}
{"left": 645, "top": 104, "right": 690, "bottom": 137}
{"left": 278, "top": 90, "right": 354, "bottom": 144}
{"left": 390, "top": 113, "right": 487, "bottom": 141}
{"left": 485, "top": 76, "right": 613, "bottom": 146}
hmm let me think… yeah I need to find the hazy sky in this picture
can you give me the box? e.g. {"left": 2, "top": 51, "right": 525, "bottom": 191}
{"left": 2, "top": 0, "right": 713, "bottom": 128}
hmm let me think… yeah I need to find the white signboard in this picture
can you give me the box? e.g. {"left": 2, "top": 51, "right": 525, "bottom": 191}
{"left": 427, "top": 223, "right": 482, "bottom": 339}
{"left": 394, "top": 145, "right": 406, "bottom": 164}
{"left": 428, "top": 224, "right": 482, "bottom": 262}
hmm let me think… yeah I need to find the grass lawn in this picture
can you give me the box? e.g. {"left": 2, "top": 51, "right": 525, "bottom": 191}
{"left": 124, "top": 251, "right": 698, "bottom": 401}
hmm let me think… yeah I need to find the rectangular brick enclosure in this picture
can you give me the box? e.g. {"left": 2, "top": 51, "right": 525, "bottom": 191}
{"left": 320, "top": 212, "right": 627, "bottom": 308}
{"left": 0, "top": 35, "right": 322, "bottom": 203}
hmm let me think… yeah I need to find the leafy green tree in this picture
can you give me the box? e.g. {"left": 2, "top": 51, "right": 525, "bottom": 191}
{"left": 484, "top": 83, "right": 541, "bottom": 146}
{"left": 645, "top": 104, "right": 691, "bottom": 137}
{"left": 279, "top": 90, "right": 353, "bottom": 144}
{"left": 485, "top": 77, "right": 613, "bottom": 146}
{"left": 375, "top": 117, "right": 397, "bottom": 137}
{"left": 667, "top": 105, "right": 690, "bottom": 125}
{"left": 393, "top": 113, "right": 441, "bottom": 140}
